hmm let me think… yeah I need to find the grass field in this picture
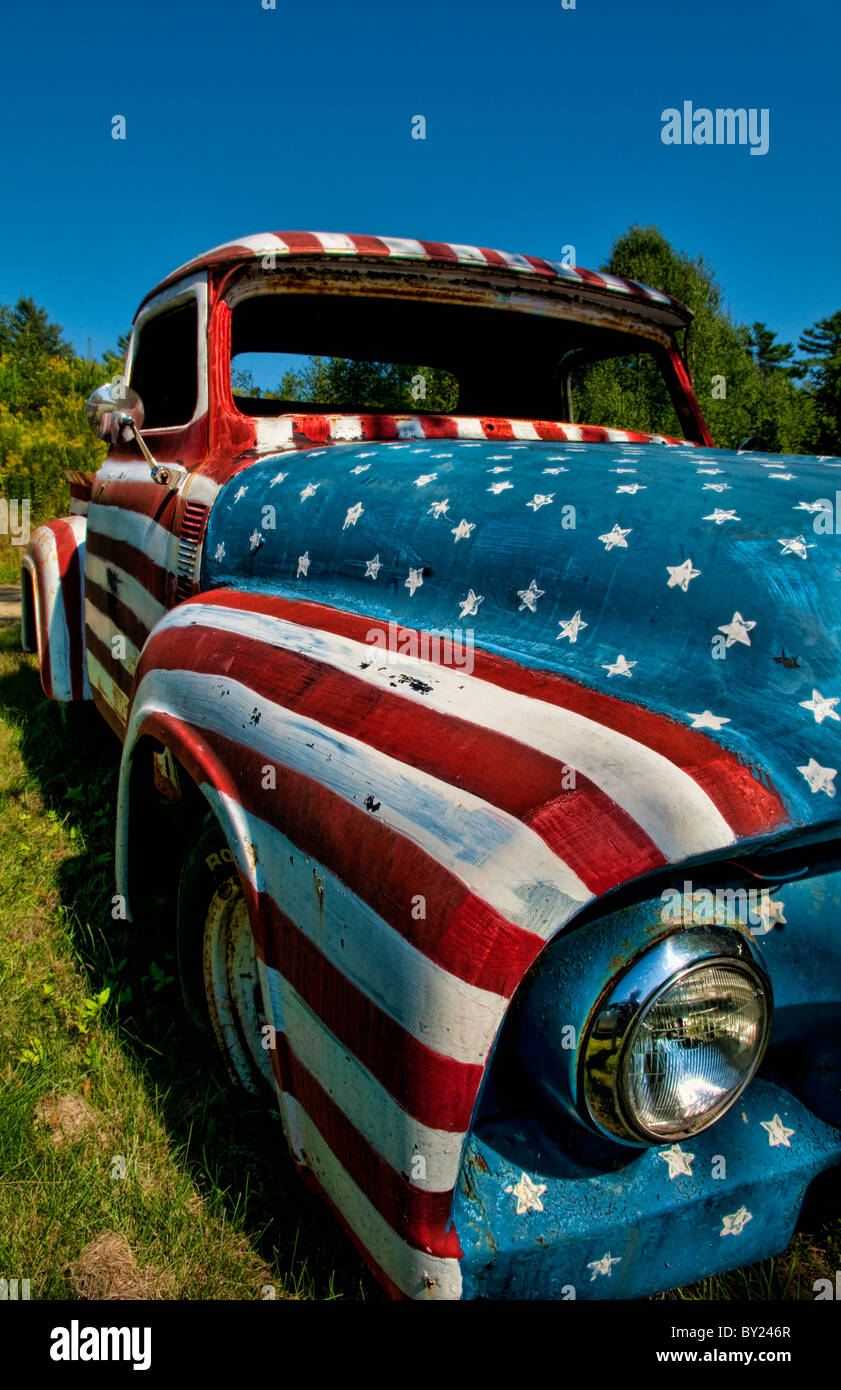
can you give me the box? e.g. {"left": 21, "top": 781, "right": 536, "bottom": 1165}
{"left": 0, "top": 620, "right": 837, "bottom": 1302}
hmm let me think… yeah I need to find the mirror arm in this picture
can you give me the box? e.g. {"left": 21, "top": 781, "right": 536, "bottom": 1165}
{"left": 114, "top": 412, "right": 189, "bottom": 490}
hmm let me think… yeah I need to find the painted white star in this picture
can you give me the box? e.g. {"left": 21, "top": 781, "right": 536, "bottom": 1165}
{"left": 488, "top": 481, "right": 514, "bottom": 494}
{"left": 770, "top": 472, "right": 796, "bottom": 480}
{"left": 300, "top": 483, "right": 319, "bottom": 501}
{"left": 413, "top": 473, "right": 438, "bottom": 487}
{"left": 718, "top": 612, "right": 756, "bottom": 647}
{"left": 350, "top": 464, "right": 371, "bottom": 475}
{"left": 428, "top": 499, "right": 450, "bottom": 518}
{"left": 703, "top": 482, "right": 731, "bottom": 492}
{"left": 364, "top": 554, "right": 382, "bottom": 579}
{"left": 526, "top": 493, "right": 554, "bottom": 511}
{"left": 755, "top": 893, "right": 786, "bottom": 933}
{"left": 269, "top": 471, "right": 288, "bottom": 487}
{"left": 599, "top": 524, "right": 631, "bottom": 551}
{"left": 249, "top": 529, "right": 263, "bottom": 551}
{"left": 794, "top": 501, "right": 824, "bottom": 513}
{"left": 800, "top": 689, "right": 841, "bottom": 724}
{"left": 214, "top": 542, "right": 226, "bottom": 561}
{"left": 760, "top": 1114, "right": 795, "bottom": 1148}
{"left": 617, "top": 483, "right": 646, "bottom": 494}
{"left": 721, "top": 1206, "right": 753, "bottom": 1237}
{"left": 658, "top": 1144, "right": 695, "bottom": 1179}
{"left": 488, "top": 465, "right": 513, "bottom": 473}
{"left": 798, "top": 757, "right": 837, "bottom": 796}
{"left": 697, "top": 467, "right": 724, "bottom": 475}
{"left": 603, "top": 654, "right": 636, "bottom": 677}
{"left": 451, "top": 519, "right": 476, "bottom": 543}
{"left": 517, "top": 579, "right": 545, "bottom": 613}
{"left": 704, "top": 508, "right": 740, "bottom": 524}
{"left": 588, "top": 1252, "right": 621, "bottom": 1280}
{"left": 405, "top": 567, "right": 424, "bottom": 597}
{"left": 234, "top": 485, "right": 248, "bottom": 502}
{"left": 611, "top": 467, "right": 637, "bottom": 474}
{"left": 296, "top": 551, "right": 310, "bottom": 577}
{"left": 459, "top": 588, "right": 484, "bottom": 619}
{"left": 557, "top": 610, "right": 587, "bottom": 643}
{"left": 686, "top": 710, "right": 730, "bottom": 730}
{"left": 543, "top": 467, "right": 568, "bottom": 475}
{"left": 343, "top": 502, "right": 364, "bottom": 529}
{"left": 504, "top": 1171, "right": 547, "bottom": 1215}
{"left": 778, "top": 536, "right": 813, "bottom": 558}
{"left": 487, "top": 456, "right": 512, "bottom": 462}
{"left": 355, "top": 451, "right": 376, "bottom": 458}
{"left": 667, "top": 558, "right": 701, "bottom": 591}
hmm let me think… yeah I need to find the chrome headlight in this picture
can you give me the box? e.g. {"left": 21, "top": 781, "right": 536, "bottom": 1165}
{"left": 582, "top": 928, "right": 771, "bottom": 1143}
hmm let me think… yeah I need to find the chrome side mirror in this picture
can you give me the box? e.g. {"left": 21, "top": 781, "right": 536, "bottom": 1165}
{"left": 85, "top": 378, "right": 188, "bottom": 490}
{"left": 86, "top": 377, "right": 145, "bottom": 443}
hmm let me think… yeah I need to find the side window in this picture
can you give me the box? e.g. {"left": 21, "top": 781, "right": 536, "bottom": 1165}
{"left": 129, "top": 299, "right": 198, "bottom": 429}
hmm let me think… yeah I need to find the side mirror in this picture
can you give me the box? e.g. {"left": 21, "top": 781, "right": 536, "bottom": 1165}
{"left": 85, "top": 378, "right": 188, "bottom": 490}
{"left": 86, "top": 377, "right": 145, "bottom": 443}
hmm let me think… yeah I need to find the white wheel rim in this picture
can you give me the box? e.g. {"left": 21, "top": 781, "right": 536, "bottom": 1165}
{"left": 202, "top": 878, "right": 275, "bottom": 1093}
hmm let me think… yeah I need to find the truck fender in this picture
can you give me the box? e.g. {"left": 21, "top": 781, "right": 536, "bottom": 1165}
{"left": 21, "top": 516, "right": 91, "bottom": 702}
{"left": 115, "top": 588, "right": 612, "bottom": 1298}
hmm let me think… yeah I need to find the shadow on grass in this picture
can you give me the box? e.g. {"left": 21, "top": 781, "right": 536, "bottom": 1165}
{"left": 0, "top": 631, "right": 379, "bottom": 1300}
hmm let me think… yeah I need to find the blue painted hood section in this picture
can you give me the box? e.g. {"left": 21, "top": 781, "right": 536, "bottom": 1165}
{"left": 202, "top": 436, "right": 841, "bottom": 838}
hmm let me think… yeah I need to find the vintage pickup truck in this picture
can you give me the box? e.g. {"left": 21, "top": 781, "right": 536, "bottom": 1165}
{"left": 22, "top": 232, "right": 841, "bottom": 1300}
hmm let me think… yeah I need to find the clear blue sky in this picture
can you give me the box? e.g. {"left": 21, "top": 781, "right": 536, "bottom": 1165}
{"left": 1, "top": 0, "right": 838, "bottom": 359}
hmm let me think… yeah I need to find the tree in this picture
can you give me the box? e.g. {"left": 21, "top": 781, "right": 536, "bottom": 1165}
{"left": 797, "top": 311, "right": 841, "bottom": 453}
{"left": 591, "top": 225, "right": 820, "bottom": 453}
{"left": 275, "top": 356, "right": 458, "bottom": 412}
{"left": 748, "top": 322, "right": 795, "bottom": 376}
{"left": 0, "top": 297, "right": 72, "bottom": 361}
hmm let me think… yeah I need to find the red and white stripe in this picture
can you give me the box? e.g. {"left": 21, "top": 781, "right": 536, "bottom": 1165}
{"left": 252, "top": 412, "right": 696, "bottom": 455}
{"left": 140, "top": 232, "right": 681, "bottom": 318}
{"left": 22, "top": 517, "right": 90, "bottom": 702}
{"left": 117, "top": 590, "right": 787, "bottom": 1298}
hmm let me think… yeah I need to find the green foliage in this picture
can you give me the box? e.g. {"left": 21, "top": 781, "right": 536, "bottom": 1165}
{"left": 235, "top": 355, "right": 459, "bottom": 413}
{"left": 749, "top": 322, "right": 796, "bottom": 376}
{"left": 580, "top": 224, "right": 828, "bottom": 452}
{"left": 0, "top": 299, "right": 118, "bottom": 541}
{"left": 797, "top": 311, "right": 841, "bottom": 453}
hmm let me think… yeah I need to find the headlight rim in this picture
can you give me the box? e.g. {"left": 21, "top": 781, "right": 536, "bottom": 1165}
{"left": 579, "top": 926, "right": 772, "bottom": 1147}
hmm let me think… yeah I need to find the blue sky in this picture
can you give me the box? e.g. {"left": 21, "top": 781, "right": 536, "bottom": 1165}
{"left": 1, "top": 0, "right": 838, "bottom": 359}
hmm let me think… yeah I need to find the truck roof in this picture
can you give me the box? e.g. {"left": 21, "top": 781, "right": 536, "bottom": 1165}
{"left": 136, "top": 231, "right": 692, "bottom": 324}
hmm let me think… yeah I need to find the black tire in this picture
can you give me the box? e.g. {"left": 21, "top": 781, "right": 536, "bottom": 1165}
{"left": 176, "top": 814, "right": 275, "bottom": 1098}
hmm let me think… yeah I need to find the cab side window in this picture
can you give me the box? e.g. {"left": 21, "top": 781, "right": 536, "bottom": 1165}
{"left": 129, "top": 299, "right": 198, "bottom": 429}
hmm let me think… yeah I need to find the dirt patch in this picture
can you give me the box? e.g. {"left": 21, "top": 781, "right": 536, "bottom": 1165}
{"left": 68, "top": 1231, "right": 171, "bottom": 1300}
{"left": 0, "top": 585, "right": 21, "bottom": 628}
{"left": 34, "top": 1092, "right": 100, "bottom": 1146}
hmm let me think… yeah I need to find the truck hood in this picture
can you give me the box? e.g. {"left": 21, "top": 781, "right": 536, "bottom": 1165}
{"left": 202, "top": 436, "right": 841, "bottom": 842}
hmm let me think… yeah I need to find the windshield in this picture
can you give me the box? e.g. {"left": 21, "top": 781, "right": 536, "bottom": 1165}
{"left": 228, "top": 291, "right": 693, "bottom": 439}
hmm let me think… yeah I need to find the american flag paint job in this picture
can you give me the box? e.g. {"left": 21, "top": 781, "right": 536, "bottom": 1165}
{"left": 136, "top": 231, "right": 689, "bottom": 322}
{"left": 22, "top": 515, "right": 90, "bottom": 702}
{"left": 23, "top": 239, "right": 841, "bottom": 1299}
{"left": 117, "top": 581, "right": 789, "bottom": 1298}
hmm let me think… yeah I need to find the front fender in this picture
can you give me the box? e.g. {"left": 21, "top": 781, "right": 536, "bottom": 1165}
{"left": 115, "top": 585, "right": 793, "bottom": 1299}
{"left": 22, "top": 516, "right": 91, "bottom": 702}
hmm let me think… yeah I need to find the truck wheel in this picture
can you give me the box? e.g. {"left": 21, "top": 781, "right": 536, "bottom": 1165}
{"left": 176, "top": 816, "right": 275, "bottom": 1098}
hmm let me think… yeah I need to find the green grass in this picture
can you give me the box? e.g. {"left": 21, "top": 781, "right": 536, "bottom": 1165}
{"left": 0, "top": 624, "right": 376, "bottom": 1300}
{"left": 0, "top": 537, "right": 24, "bottom": 586}
{"left": 0, "top": 621, "right": 837, "bottom": 1302}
